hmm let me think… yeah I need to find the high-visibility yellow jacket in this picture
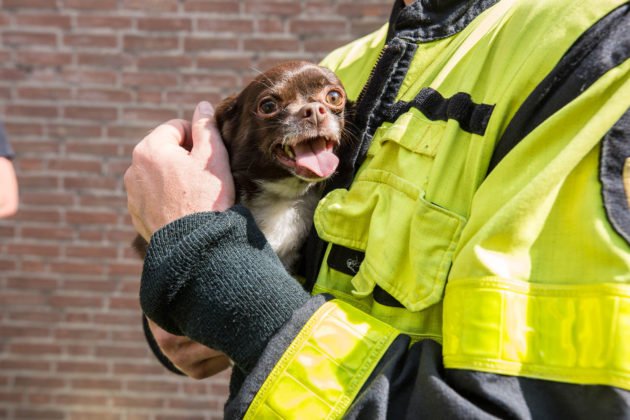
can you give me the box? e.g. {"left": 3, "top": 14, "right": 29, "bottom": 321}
{"left": 240, "top": 0, "right": 630, "bottom": 417}
{"left": 138, "top": 0, "right": 630, "bottom": 418}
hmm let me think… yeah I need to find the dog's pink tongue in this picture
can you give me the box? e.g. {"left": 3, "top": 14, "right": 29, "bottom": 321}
{"left": 293, "top": 138, "right": 339, "bottom": 178}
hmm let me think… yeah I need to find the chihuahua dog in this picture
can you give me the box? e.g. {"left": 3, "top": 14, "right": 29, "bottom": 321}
{"left": 134, "top": 61, "right": 353, "bottom": 272}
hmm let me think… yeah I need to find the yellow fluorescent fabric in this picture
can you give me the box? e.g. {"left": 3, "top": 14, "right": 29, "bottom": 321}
{"left": 244, "top": 300, "right": 399, "bottom": 420}
{"left": 443, "top": 278, "right": 630, "bottom": 389}
{"left": 311, "top": 0, "right": 630, "bottom": 390}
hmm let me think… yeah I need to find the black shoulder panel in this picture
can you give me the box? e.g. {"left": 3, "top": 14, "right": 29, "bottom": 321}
{"left": 600, "top": 107, "right": 630, "bottom": 245}
{"left": 487, "top": 4, "right": 630, "bottom": 174}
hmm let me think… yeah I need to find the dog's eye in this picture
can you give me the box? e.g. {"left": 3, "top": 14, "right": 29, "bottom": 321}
{"left": 259, "top": 98, "right": 278, "bottom": 115}
{"left": 325, "top": 89, "right": 344, "bottom": 107}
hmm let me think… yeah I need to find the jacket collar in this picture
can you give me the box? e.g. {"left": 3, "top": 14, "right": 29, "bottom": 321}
{"left": 387, "top": 0, "right": 500, "bottom": 42}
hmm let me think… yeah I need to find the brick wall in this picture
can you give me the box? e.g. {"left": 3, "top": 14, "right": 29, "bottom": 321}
{"left": 0, "top": 0, "right": 391, "bottom": 418}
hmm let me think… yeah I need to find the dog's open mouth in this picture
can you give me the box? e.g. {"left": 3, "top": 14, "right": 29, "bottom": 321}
{"left": 274, "top": 136, "right": 339, "bottom": 180}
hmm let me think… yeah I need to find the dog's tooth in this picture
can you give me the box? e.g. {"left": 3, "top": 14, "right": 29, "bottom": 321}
{"left": 284, "top": 145, "right": 295, "bottom": 159}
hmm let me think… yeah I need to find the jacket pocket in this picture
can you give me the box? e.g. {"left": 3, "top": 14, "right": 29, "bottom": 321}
{"left": 315, "top": 110, "right": 466, "bottom": 311}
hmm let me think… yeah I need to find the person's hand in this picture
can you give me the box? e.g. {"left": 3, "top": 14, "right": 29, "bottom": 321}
{"left": 124, "top": 101, "right": 235, "bottom": 241}
{"left": 147, "top": 318, "right": 232, "bottom": 379}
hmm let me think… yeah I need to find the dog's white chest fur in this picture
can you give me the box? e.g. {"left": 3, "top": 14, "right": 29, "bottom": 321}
{"left": 242, "top": 177, "right": 321, "bottom": 271}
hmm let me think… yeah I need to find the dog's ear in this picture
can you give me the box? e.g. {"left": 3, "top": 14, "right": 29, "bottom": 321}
{"left": 214, "top": 94, "right": 239, "bottom": 141}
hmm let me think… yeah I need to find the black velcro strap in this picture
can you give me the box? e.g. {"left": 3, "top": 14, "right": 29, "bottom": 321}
{"left": 327, "top": 244, "right": 365, "bottom": 276}
{"left": 487, "top": 4, "right": 630, "bottom": 174}
{"left": 384, "top": 87, "right": 495, "bottom": 136}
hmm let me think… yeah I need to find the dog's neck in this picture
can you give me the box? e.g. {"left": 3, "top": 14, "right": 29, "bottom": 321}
{"left": 239, "top": 177, "right": 321, "bottom": 272}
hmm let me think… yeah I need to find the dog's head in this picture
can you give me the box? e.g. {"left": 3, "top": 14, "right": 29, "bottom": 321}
{"left": 215, "top": 61, "right": 351, "bottom": 189}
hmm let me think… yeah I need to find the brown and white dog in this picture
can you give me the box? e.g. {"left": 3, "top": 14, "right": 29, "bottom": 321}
{"left": 135, "top": 61, "right": 353, "bottom": 272}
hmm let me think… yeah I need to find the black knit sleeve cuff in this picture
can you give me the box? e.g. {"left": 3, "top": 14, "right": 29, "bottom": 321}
{"left": 139, "top": 205, "right": 310, "bottom": 373}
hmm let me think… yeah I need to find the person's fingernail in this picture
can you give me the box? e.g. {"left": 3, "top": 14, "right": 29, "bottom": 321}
{"left": 198, "top": 101, "right": 214, "bottom": 116}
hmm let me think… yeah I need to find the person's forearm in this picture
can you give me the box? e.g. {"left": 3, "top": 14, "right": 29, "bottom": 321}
{"left": 0, "top": 157, "right": 18, "bottom": 218}
{"left": 140, "top": 206, "right": 310, "bottom": 373}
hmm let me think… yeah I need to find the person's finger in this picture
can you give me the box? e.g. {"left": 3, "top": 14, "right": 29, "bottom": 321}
{"left": 190, "top": 101, "right": 222, "bottom": 161}
{"left": 145, "top": 119, "right": 191, "bottom": 149}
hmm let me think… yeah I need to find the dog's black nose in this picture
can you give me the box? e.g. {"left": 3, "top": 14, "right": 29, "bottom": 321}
{"left": 301, "top": 102, "right": 327, "bottom": 125}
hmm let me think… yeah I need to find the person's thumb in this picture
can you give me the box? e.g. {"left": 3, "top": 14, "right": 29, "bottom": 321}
{"left": 191, "top": 101, "right": 221, "bottom": 161}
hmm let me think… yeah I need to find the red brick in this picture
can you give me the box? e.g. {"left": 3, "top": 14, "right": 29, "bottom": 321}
{"left": 112, "top": 396, "right": 166, "bottom": 408}
{"left": 77, "top": 194, "right": 127, "bottom": 208}
{"left": 14, "top": 375, "right": 66, "bottom": 388}
{"left": 6, "top": 243, "right": 61, "bottom": 257}
{"left": 112, "top": 364, "right": 164, "bottom": 379}
{"left": 7, "top": 310, "right": 62, "bottom": 323}
{"left": 70, "top": 378, "right": 122, "bottom": 391}
{"left": 54, "top": 394, "right": 109, "bottom": 406}
{"left": 95, "top": 345, "right": 148, "bottom": 358}
{"left": 61, "top": 69, "right": 118, "bottom": 86}
{"left": 137, "top": 55, "right": 194, "bottom": 70}
{"left": 49, "top": 261, "right": 106, "bottom": 275}
{"left": 6, "top": 104, "right": 59, "bottom": 118}
{"left": 3, "top": 122, "right": 45, "bottom": 136}
{"left": 64, "top": 34, "right": 118, "bottom": 48}
{"left": 351, "top": 19, "right": 388, "bottom": 37}
{"left": 15, "top": 174, "right": 59, "bottom": 189}
{"left": 55, "top": 328, "right": 107, "bottom": 342}
{"left": 165, "top": 91, "right": 222, "bottom": 107}
{"left": 121, "top": 107, "right": 177, "bottom": 123}
{"left": 17, "top": 86, "right": 72, "bottom": 101}
{"left": 77, "top": 15, "right": 132, "bottom": 29}
{"left": 183, "top": 0, "right": 239, "bottom": 13}
{"left": 304, "top": 38, "right": 349, "bottom": 53}
{"left": 166, "top": 397, "right": 218, "bottom": 410}
{"left": 289, "top": 18, "right": 347, "bottom": 35}
{"left": 181, "top": 72, "right": 239, "bottom": 88}
{"left": 21, "top": 226, "right": 74, "bottom": 240}
{"left": 108, "top": 295, "right": 141, "bottom": 309}
{"left": 64, "top": 0, "right": 117, "bottom": 10}
{"left": 64, "top": 106, "right": 118, "bottom": 121}
{"left": 14, "top": 410, "right": 64, "bottom": 420}
{"left": 49, "top": 158, "right": 103, "bottom": 173}
{"left": 122, "top": 0, "right": 178, "bottom": 12}
{"left": 256, "top": 18, "right": 285, "bottom": 33}
{"left": 13, "top": 157, "right": 46, "bottom": 172}
{"left": 3, "top": 30, "right": 57, "bottom": 46}
{"left": 123, "top": 35, "right": 179, "bottom": 52}
{"left": 184, "top": 36, "right": 239, "bottom": 52}
{"left": 243, "top": 1, "right": 301, "bottom": 16}
{"left": 197, "top": 55, "right": 253, "bottom": 70}
{"left": 0, "top": 360, "right": 51, "bottom": 372}
{"left": 69, "top": 413, "right": 122, "bottom": 420}
{"left": 7, "top": 276, "right": 59, "bottom": 291}
{"left": 197, "top": 18, "right": 254, "bottom": 33}
{"left": 243, "top": 37, "right": 300, "bottom": 52}
{"left": 0, "top": 325, "right": 50, "bottom": 338}
{"left": 122, "top": 71, "right": 179, "bottom": 87}
{"left": 12, "top": 209, "right": 62, "bottom": 223}
{"left": 49, "top": 295, "right": 104, "bottom": 308}
{"left": 3, "top": 0, "right": 58, "bottom": 9}
{"left": 15, "top": 14, "right": 72, "bottom": 29}
{"left": 65, "top": 142, "right": 119, "bottom": 157}
{"left": 49, "top": 123, "right": 103, "bottom": 138}
{"left": 0, "top": 67, "right": 27, "bottom": 82}
{"left": 77, "top": 52, "right": 133, "bottom": 68}
{"left": 137, "top": 17, "right": 192, "bottom": 32}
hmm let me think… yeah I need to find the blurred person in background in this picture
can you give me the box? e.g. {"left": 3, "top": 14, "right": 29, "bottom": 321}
{"left": 0, "top": 121, "right": 18, "bottom": 218}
